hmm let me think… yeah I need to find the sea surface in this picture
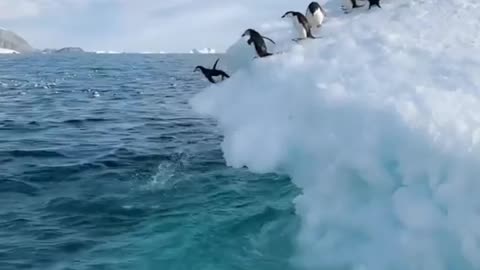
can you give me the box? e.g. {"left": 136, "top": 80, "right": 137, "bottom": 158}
{"left": 0, "top": 54, "right": 299, "bottom": 270}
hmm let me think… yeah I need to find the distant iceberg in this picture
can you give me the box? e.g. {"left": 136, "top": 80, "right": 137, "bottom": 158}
{"left": 95, "top": 50, "right": 122, "bottom": 54}
{"left": 190, "top": 48, "right": 216, "bottom": 54}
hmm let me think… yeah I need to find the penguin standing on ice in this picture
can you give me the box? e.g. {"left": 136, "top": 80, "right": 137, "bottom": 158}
{"left": 368, "top": 0, "right": 381, "bottom": 9}
{"left": 281, "top": 11, "right": 318, "bottom": 41}
{"left": 194, "top": 58, "right": 230, "bottom": 84}
{"left": 241, "top": 29, "right": 276, "bottom": 58}
{"left": 342, "top": 0, "right": 364, "bottom": 13}
{"left": 305, "top": 2, "right": 326, "bottom": 29}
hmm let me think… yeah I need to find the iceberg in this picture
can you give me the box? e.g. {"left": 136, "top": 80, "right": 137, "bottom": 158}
{"left": 191, "top": 0, "right": 480, "bottom": 269}
{"left": 190, "top": 48, "right": 216, "bottom": 54}
{"left": 95, "top": 50, "right": 122, "bottom": 54}
{"left": 0, "top": 48, "right": 19, "bottom": 54}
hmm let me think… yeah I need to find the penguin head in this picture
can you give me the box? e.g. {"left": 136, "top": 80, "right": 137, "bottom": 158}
{"left": 241, "top": 29, "right": 253, "bottom": 37}
{"left": 193, "top": 66, "right": 203, "bottom": 72}
{"left": 282, "top": 11, "right": 296, "bottom": 18}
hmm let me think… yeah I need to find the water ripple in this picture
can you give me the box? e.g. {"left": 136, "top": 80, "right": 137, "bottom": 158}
{"left": 0, "top": 54, "right": 298, "bottom": 270}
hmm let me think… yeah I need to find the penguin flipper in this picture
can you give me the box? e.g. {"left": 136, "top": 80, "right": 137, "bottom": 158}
{"left": 212, "top": 58, "right": 220, "bottom": 70}
{"left": 261, "top": 35, "right": 276, "bottom": 45}
{"left": 320, "top": 6, "right": 327, "bottom": 16}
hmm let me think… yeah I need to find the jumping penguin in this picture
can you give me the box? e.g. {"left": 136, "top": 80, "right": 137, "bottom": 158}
{"left": 281, "top": 11, "right": 318, "bottom": 41}
{"left": 305, "top": 2, "right": 326, "bottom": 29}
{"left": 241, "top": 29, "right": 276, "bottom": 58}
{"left": 194, "top": 58, "right": 230, "bottom": 84}
{"left": 342, "top": 0, "right": 364, "bottom": 13}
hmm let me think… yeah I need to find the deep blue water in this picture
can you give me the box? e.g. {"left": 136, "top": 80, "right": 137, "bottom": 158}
{"left": 0, "top": 54, "right": 298, "bottom": 270}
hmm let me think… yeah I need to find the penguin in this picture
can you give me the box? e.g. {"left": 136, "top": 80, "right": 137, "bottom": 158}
{"left": 281, "top": 11, "right": 318, "bottom": 41}
{"left": 194, "top": 58, "right": 230, "bottom": 84}
{"left": 241, "top": 29, "right": 276, "bottom": 58}
{"left": 305, "top": 2, "right": 326, "bottom": 29}
{"left": 368, "top": 0, "right": 381, "bottom": 9}
{"left": 342, "top": 0, "right": 364, "bottom": 13}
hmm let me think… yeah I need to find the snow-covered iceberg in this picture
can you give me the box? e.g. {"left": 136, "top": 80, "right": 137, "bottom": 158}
{"left": 190, "top": 48, "right": 216, "bottom": 54}
{"left": 191, "top": 0, "right": 480, "bottom": 269}
{"left": 95, "top": 50, "right": 122, "bottom": 54}
{"left": 0, "top": 48, "right": 19, "bottom": 54}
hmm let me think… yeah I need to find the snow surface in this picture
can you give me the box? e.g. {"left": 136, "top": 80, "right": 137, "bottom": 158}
{"left": 190, "top": 48, "right": 217, "bottom": 54}
{"left": 191, "top": 0, "right": 480, "bottom": 269}
{"left": 95, "top": 50, "right": 122, "bottom": 54}
{"left": 0, "top": 48, "right": 19, "bottom": 54}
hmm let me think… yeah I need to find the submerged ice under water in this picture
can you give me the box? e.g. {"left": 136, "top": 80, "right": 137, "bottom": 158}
{"left": 191, "top": 0, "right": 480, "bottom": 269}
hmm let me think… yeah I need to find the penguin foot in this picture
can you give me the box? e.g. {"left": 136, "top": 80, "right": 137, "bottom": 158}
{"left": 292, "top": 38, "right": 306, "bottom": 42}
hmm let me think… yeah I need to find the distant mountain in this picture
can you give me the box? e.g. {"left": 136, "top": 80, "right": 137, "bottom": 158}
{"left": 41, "top": 48, "right": 56, "bottom": 54}
{"left": 0, "top": 28, "right": 33, "bottom": 53}
{"left": 55, "top": 47, "right": 85, "bottom": 53}
{"left": 41, "top": 47, "right": 86, "bottom": 54}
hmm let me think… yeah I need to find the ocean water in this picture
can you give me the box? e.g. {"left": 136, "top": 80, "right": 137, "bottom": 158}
{"left": 0, "top": 54, "right": 299, "bottom": 270}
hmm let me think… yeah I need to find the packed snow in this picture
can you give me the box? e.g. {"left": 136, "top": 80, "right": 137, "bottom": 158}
{"left": 191, "top": 0, "right": 480, "bottom": 269}
{"left": 0, "top": 48, "right": 19, "bottom": 54}
{"left": 95, "top": 50, "right": 122, "bottom": 54}
{"left": 190, "top": 48, "right": 217, "bottom": 54}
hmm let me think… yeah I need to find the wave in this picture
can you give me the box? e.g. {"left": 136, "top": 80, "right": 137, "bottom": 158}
{"left": 63, "top": 118, "right": 110, "bottom": 125}
{"left": 0, "top": 179, "right": 39, "bottom": 196}
{"left": 3, "top": 149, "right": 67, "bottom": 158}
{"left": 190, "top": 0, "right": 480, "bottom": 269}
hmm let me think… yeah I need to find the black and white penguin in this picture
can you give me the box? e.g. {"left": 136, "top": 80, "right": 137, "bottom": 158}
{"left": 241, "top": 29, "right": 276, "bottom": 58}
{"left": 194, "top": 58, "right": 230, "bottom": 84}
{"left": 305, "top": 2, "right": 326, "bottom": 29}
{"left": 342, "top": 0, "right": 364, "bottom": 13}
{"left": 281, "top": 11, "right": 317, "bottom": 41}
{"left": 368, "top": 0, "right": 381, "bottom": 9}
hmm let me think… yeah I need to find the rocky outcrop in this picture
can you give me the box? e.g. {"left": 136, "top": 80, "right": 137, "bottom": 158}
{"left": 0, "top": 28, "right": 33, "bottom": 53}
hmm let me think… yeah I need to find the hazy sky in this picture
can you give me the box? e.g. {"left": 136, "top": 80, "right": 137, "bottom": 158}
{"left": 0, "top": 0, "right": 308, "bottom": 52}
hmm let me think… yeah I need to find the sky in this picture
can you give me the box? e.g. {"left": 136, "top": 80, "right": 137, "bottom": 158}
{"left": 0, "top": 0, "right": 308, "bottom": 53}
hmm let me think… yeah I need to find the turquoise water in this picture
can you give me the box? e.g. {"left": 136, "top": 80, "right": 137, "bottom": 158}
{"left": 0, "top": 54, "right": 299, "bottom": 270}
